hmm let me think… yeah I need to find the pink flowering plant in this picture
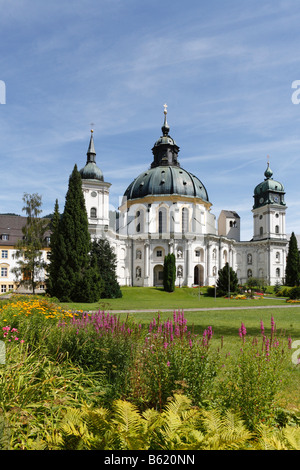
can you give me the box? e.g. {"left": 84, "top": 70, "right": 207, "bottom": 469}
{"left": 1, "top": 325, "right": 24, "bottom": 345}
{"left": 130, "top": 310, "right": 218, "bottom": 411}
{"left": 217, "top": 316, "right": 291, "bottom": 430}
{"left": 47, "top": 311, "right": 142, "bottom": 402}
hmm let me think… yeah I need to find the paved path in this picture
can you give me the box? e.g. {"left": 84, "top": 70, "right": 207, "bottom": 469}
{"left": 95, "top": 304, "right": 300, "bottom": 313}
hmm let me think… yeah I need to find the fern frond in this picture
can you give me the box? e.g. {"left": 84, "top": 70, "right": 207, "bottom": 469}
{"left": 282, "top": 426, "right": 300, "bottom": 450}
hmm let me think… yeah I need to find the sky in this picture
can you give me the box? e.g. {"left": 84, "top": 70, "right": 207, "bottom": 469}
{"left": 1, "top": 0, "right": 300, "bottom": 240}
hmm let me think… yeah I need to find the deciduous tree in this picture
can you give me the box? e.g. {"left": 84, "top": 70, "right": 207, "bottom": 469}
{"left": 12, "top": 193, "right": 49, "bottom": 294}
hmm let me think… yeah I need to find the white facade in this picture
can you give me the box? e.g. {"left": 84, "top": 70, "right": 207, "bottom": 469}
{"left": 79, "top": 124, "right": 288, "bottom": 288}
{"left": 0, "top": 116, "right": 289, "bottom": 293}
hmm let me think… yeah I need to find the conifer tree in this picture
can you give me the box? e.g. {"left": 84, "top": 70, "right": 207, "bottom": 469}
{"left": 90, "top": 238, "right": 122, "bottom": 298}
{"left": 51, "top": 165, "right": 102, "bottom": 302}
{"left": 285, "top": 232, "right": 300, "bottom": 286}
{"left": 163, "top": 253, "right": 176, "bottom": 292}
{"left": 216, "top": 262, "right": 238, "bottom": 297}
{"left": 46, "top": 199, "right": 61, "bottom": 297}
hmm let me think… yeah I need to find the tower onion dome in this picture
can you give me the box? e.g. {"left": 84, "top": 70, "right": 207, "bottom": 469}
{"left": 253, "top": 161, "right": 285, "bottom": 209}
{"left": 123, "top": 106, "right": 209, "bottom": 202}
{"left": 79, "top": 130, "right": 104, "bottom": 181}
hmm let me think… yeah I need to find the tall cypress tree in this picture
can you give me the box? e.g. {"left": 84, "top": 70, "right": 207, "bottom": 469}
{"left": 46, "top": 199, "right": 60, "bottom": 297}
{"left": 285, "top": 232, "right": 300, "bottom": 286}
{"left": 51, "top": 165, "right": 102, "bottom": 302}
{"left": 163, "top": 253, "right": 176, "bottom": 292}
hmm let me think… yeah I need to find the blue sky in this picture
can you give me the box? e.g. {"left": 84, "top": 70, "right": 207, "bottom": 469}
{"left": 1, "top": 0, "right": 300, "bottom": 240}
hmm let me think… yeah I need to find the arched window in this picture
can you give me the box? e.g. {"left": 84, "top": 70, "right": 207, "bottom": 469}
{"left": 275, "top": 225, "right": 279, "bottom": 234}
{"left": 90, "top": 207, "right": 97, "bottom": 219}
{"left": 135, "top": 209, "right": 144, "bottom": 233}
{"left": 182, "top": 207, "right": 189, "bottom": 233}
{"left": 276, "top": 267, "right": 280, "bottom": 278}
{"left": 158, "top": 207, "right": 167, "bottom": 234}
{"left": 260, "top": 226, "right": 263, "bottom": 236}
{"left": 276, "top": 252, "right": 280, "bottom": 262}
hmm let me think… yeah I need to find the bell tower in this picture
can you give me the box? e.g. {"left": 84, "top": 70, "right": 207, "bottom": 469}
{"left": 252, "top": 161, "right": 286, "bottom": 241}
{"left": 79, "top": 130, "right": 111, "bottom": 237}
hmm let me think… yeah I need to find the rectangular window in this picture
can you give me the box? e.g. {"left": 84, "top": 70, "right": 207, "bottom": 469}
{"left": 1, "top": 234, "right": 9, "bottom": 241}
{"left": 156, "top": 250, "right": 162, "bottom": 257}
{"left": 1, "top": 250, "right": 8, "bottom": 259}
{"left": 1, "top": 285, "right": 6, "bottom": 293}
{"left": 158, "top": 271, "right": 164, "bottom": 281}
{"left": 1, "top": 268, "right": 8, "bottom": 277}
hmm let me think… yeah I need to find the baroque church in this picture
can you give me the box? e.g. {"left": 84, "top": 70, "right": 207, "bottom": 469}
{"left": 78, "top": 106, "right": 288, "bottom": 288}
{"left": 0, "top": 107, "right": 288, "bottom": 293}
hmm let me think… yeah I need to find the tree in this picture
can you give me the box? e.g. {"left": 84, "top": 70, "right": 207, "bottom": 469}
{"left": 46, "top": 199, "right": 61, "bottom": 297}
{"left": 48, "top": 165, "right": 102, "bottom": 302}
{"left": 285, "top": 232, "right": 300, "bottom": 286}
{"left": 90, "top": 238, "right": 122, "bottom": 298}
{"left": 163, "top": 253, "right": 176, "bottom": 292}
{"left": 216, "top": 262, "right": 238, "bottom": 297}
{"left": 12, "top": 193, "right": 49, "bottom": 294}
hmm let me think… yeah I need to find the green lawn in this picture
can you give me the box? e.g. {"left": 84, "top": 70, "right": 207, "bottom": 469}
{"left": 61, "top": 286, "right": 290, "bottom": 312}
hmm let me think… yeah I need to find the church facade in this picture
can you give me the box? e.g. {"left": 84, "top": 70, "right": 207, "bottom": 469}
{"left": 79, "top": 107, "right": 288, "bottom": 288}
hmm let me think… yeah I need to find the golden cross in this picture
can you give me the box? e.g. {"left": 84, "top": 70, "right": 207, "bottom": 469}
{"left": 163, "top": 103, "right": 168, "bottom": 115}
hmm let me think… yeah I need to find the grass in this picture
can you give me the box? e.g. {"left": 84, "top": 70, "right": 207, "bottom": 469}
{"left": 60, "top": 286, "right": 289, "bottom": 312}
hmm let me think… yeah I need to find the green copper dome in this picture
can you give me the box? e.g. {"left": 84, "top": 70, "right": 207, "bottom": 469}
{"left": 123, "top": 106, "right": 209, "bottom": 203}
{"left": 79, "top": 131, "right": 104, "bottom": 181}
{"left": 123, "top": 165, "right": 209, "bottom": 201}
{"left": 253, "top": 162, "right": 285, "bottom": 208}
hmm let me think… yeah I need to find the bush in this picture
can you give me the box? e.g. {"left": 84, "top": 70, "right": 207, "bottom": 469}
{"left": 217, "top": 318, "right": 290, "bottom": 430}
{"left": 47, "top": 311, "right": 141, "bottom": 402}
{"left": 129, "top": 311, "right": 217, "bottom": 410}
{"left": 288, "top": 286, "right": 300, "bottom": 300}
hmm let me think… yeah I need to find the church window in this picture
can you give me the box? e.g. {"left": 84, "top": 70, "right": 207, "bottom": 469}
{"left": 90, "top": 207, "right": 97, "bottom": 219}
{"left": 156, "top": 250, "right": 162, "bottom": 258}
{"left": 276, "top": 268, "right": 280, "bottom": 278}
{"left": 158, "top": 208, "right": 167, "bottom": 233}
{"left": 260, "top": 227, "right": 263, "bottom": 236}
{"left": 275, "top": 213, "right": 279, "bottom": 218}
{"left": 182, "top": 208, "right": 189, "bottom": 233}
{"left": 276, "top": 252, "right": 280, "bottom": 262}
{"left": 135, "top": 209, "right": 144, "bottom": 233}
{"left": 275, "top": 225, "right": 279, "bottom": 234}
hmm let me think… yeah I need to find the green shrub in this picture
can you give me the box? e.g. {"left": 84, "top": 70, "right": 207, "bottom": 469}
{"left": 288, "top": 286, "right": 300, "bottom": 300}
